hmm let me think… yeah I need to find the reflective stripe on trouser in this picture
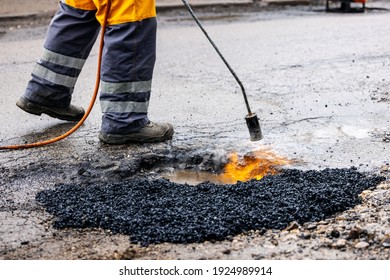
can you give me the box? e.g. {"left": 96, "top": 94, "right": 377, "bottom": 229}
{"left": 24, "top": 2, "right": 100, "bottom": 107}
{"left": 100, "top": 17, "right": 157, "bottom": 134}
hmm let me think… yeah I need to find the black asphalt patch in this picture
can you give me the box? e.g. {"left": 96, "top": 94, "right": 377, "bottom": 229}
{"left": 35, "top": 167, "right": 385, "bottom": 246}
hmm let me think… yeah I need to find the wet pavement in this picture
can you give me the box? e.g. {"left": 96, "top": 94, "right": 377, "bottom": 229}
{"left": 0, "top": 2, "right": 390, "bottom": 259}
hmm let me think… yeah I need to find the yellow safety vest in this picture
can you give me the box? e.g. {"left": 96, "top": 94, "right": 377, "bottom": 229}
{"left": 63, "top": 0, "right": 156, "bottom": 25}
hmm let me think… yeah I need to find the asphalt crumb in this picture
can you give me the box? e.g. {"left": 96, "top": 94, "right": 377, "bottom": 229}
{"left": 35, "top": 167, "right": 386, "bottom": 246}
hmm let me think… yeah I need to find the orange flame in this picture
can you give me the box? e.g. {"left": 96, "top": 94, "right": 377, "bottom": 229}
{"left": 220, "top": 149, "right": 291, "bottom": 183}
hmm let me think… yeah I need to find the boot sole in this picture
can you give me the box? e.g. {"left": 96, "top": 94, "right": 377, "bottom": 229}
{"left": 99, "top": 127, "right": 174, "bottom": 144}
{"left": 16, "top": 97, "right": 84, "bottom": 122}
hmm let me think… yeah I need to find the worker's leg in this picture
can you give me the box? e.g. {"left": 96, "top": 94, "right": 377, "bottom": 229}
{"left": 18, "top": 0, "right": 100, "bottom": 121}
{"left": 95, "top": 0, "right": 173, "bottom": 143}
{"left": 99, "top": 17, "right": 156, "bottom": 135}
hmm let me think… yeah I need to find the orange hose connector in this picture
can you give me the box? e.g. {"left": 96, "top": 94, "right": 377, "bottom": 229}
{"left": 0, "top": 1, "right": 111, "bottom": 151}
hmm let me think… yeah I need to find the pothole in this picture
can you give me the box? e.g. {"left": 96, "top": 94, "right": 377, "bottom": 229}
{"left": 163, "top": 148, "right": 293, "bottom": 185}
{"left": 35, "top": 148, "right": 386, "bottom": 246}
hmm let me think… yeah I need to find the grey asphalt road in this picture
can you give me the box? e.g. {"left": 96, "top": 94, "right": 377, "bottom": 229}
{"left": 1, "top": 5, "right": 389, "bottom": 169}
{"left": 0, "top": 3, "right": 389, "bottom": 259}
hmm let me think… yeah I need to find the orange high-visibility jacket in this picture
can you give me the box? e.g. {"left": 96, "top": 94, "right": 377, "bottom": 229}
{"left": 63, "top": 0, "right": 156, "bottom": 25}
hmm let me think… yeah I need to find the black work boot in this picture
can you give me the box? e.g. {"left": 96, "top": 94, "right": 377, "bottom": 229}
{"left": 16, "top": 96, "right": 85, "bottom": 122}
{"left": 98, "top": 121, "right": 174, "bottom": 144}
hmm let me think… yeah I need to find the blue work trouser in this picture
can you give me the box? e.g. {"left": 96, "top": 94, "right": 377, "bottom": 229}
{"left": 24, "top": 1, "right": 157, "bottom": 134}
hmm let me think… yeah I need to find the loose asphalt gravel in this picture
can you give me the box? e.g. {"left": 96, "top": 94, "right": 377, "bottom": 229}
{"left": 36, "top": 167, "right": 385, "bottom": 246}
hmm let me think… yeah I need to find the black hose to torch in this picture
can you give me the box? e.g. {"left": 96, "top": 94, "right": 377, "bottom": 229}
{"left": 181, "top": 0, "right": 253, "bottom": 115}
